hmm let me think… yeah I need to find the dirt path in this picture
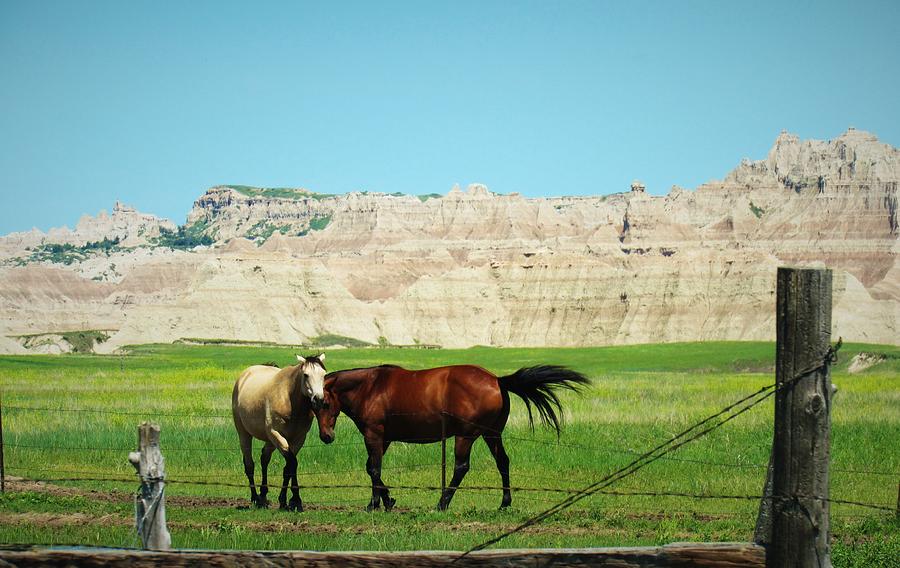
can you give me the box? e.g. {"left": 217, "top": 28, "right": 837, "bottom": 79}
{"left": 2, "top": 477, "right": 746, "bottom": 541}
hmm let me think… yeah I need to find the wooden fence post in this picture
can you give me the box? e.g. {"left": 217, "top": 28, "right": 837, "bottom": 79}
{"left": 761, "top": 267, "right": 833, "bottom": 568}
{"left": 128, "top": 422, "right": 171, "bottom": 550}
{"left": 754, "top": 453, "right": 774, "bottom": 545}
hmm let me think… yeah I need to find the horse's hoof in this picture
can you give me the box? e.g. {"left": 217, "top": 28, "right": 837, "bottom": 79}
{"left": 437, "top": 501, "right": 448, "bottom": 511}
{"left": 383, "top": 497, "right": 396, "bottom": 512}
{"left": 255, "top": 498, "right": 270, "bottom": 509}
{"left": 365, "top": 503, "right": 379, "bottom": 512}
{"left": 289, "top": 497, "right": 303, "bottom": 512}
{"left": 278, "top": 501, "right": 288, "bottom": 511}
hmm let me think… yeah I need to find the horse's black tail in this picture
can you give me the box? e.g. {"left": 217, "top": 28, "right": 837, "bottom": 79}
{"left": 497, "top": 366, "right": 590, "bottom": 436}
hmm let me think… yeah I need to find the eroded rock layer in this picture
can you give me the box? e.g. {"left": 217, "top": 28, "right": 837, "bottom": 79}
{"left": 1, "top": 128, "right": 897, "bottom": 352}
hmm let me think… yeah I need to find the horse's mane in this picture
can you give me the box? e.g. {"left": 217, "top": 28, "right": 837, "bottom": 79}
{"left": 302, "top": 354, "right": 327, "bottom": 371}
{"left": 325, "top": 365, "right": 401, "bottom": 391}
{"left": 326, "top": 364, "right": 400, "bottom": 378}
{"left": 275, "top": 355, "right": 326, "bottom": 382}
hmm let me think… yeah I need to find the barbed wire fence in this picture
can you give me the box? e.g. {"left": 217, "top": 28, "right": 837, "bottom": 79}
{"left": 1, "top": 401, "right": 895, "bottom": 520}
{"left": 0, "top": 387, "right": 896, "bottom": 558}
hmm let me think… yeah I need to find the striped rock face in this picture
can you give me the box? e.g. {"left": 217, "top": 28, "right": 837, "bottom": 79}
{"left": 1, "top": 128, "right": 897, "bottom": 352}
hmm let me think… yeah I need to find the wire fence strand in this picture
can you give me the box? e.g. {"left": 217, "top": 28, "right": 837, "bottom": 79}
{"left": 6, "top": 474, "right": 893, "bottom": 514}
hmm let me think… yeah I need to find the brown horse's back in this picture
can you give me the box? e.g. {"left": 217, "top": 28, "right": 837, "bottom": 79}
{"left": 358, "top": 365, "right": 506, "bottom": 443}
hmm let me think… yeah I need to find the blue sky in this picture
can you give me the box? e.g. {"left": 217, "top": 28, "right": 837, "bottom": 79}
{"left": 1, "top": 1, "right": 898, "bottom": 233}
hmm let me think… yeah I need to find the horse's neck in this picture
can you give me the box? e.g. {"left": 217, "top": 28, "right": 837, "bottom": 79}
{"left": 283, "top": 364, "right": 309, "bottom": 408}
{"left": 333, "top": 370, "right": 371, "bottom": 417}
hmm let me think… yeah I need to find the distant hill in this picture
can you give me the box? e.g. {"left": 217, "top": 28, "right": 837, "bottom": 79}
{"left": 1, "top": 128, "right": 896, "bottom": 353}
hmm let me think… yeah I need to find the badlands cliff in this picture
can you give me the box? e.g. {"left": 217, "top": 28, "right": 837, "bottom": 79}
{"left": 1, "top": 128, "right": 897, "bottom": 353}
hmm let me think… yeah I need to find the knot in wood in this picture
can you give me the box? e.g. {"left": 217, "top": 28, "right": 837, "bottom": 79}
{"left": 807, "top": 393, "right": 824, "bottom": 415}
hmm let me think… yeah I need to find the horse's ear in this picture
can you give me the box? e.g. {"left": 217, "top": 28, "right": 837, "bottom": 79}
{"left": 296, "top": 355, "right": 306, "bottom": 364}
{"left": 318, "top": 353, "right": 326, "bottom": 362}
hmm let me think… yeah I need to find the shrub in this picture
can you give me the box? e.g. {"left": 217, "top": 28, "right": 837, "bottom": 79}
{"left": 153, "top": 227, "right": 214, "bottom": 249}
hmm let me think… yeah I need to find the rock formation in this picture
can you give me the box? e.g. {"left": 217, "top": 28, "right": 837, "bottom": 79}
{"left": 0, "top": 201, "right": 176, "bottom": 259}
{"left": 0, "top": 128, "right": 897, "bottom": 353}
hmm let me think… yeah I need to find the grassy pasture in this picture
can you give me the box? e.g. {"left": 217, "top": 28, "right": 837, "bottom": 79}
{"left": 0, "top": 342, "right": 897, "bottom": 566}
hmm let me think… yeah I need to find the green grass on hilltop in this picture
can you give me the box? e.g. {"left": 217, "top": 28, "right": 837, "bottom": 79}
{"left": 226, "top": 185, "right": 336, "bottom": 200}
{"left": 0, "top": 342, "right": 896, "bottom": 564}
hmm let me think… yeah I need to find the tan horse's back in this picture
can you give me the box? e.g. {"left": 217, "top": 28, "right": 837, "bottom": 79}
{"left": 233, "top": 365, "right": 280, "bottom": 413}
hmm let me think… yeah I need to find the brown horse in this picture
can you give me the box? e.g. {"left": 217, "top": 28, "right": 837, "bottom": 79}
{"left": 313, "top": 364, "right": 589, "bottom": 511}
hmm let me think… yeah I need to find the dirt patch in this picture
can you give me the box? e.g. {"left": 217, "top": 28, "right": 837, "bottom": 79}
{"left": 0, "top": 511, "right": 347, "bottom": 536}
{"left": 0, "top": 509, "right": 698, "bottom": 540}
{"left": 4, "top": 478, "right": 371, "bottom": 512}
{"left": 4, "top": 478, "right": 128, "bottom": 503}
{"left": 169, "top": 495, "right": 246, "bottom": 508}
{"left": 0, "top": 512, "right": 129, "bottom": 528}
{"left": 3, "top": 478, "right": 742, "bottom": 541}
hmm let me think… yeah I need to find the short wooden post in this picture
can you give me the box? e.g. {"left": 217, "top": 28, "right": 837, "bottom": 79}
{"left": 764, "top": 267, "right": 833, "bottom": 568}
{"left": 128, "top": 422, "right": 171, "bottom": 550}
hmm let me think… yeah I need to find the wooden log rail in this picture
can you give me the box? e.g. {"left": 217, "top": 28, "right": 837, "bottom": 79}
{"left": 0, "top": 542, "right": 765, "bottom": 567}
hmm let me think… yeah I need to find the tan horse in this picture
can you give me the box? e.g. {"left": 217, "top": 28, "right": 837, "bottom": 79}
{"left": 232, "top": 354, "right": 327, "bottom": 511}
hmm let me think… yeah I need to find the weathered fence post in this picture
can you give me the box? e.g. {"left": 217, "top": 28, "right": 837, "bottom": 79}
{"left": 128, "top": 422, "right": 171, "bottom": 550}
{"left": 759, "top": 267, "right": 833, "bottom": 568}
{"left": 754, "top": 453, "right": 775, "bottom": 545}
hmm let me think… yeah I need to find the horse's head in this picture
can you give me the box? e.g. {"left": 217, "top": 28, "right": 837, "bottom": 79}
{"left": 296, "top": 353, "right": 327, "bottom": 410}
{"left": 313, "top": 383, "right": 340, "bottom": 444}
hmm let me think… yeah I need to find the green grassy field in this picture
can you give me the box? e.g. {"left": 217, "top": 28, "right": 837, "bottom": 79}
{"left": 0, "top": 342, "right": 897, "bottom": 566}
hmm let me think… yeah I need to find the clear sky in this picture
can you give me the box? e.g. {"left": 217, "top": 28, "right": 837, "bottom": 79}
{"left": 1, "top": 1, "right": 898, "bottom": 233}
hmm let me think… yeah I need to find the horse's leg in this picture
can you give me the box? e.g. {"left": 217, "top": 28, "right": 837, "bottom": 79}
{"left": 287, "top": 448, "right": 303, "bottom": 512}
{"left": 379, "top": 441, "right": 395, "bottom": 511}
{"left": 437, "top": 436, "right": 476, "bottom": 511}
{"left": 484, "top": 434, "right": 512, "bottom": 508}
{"left": 278, "top": 449, "right": 298, "bottom": 511}
{"left": 286, "top": 423, "right": 310, "bottom": 512}
{"left": 237, "top": 428, "right": 259, "bottom": 507}
{"left": 257, "top": 443, "right": 275, "bottom": 509}
{"left": 364, "top": 434, "right": 387, "bottom": 512}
